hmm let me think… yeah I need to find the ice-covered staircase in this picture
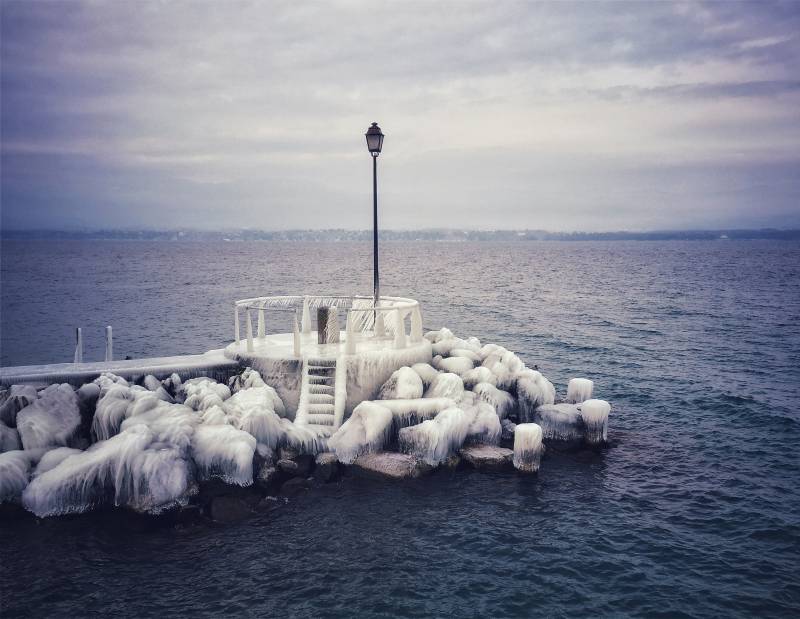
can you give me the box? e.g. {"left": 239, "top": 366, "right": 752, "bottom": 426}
{"left": 296, "top": 357, "right": 346, "bottom": 436}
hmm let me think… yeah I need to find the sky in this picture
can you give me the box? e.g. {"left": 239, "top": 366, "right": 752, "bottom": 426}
{"left": 1, "top": 1, "right": 799, "bottom": 232}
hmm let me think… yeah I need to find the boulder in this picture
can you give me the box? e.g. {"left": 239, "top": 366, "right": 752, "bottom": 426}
{"left": 352, "top": 452, "right": 433, "bottom": 480}
{"left": 313, "top": 452, "right": 340, "bottom": 482}
{"left": 424, "top": 373, "right": 464, "bottom": 401}
{"left": 279, "top": 476, "right": 312, "bottom": 496}
{"left": 376, "top": 367, "right": 424, "bottom": 400}
{"left": 459, "top": 445, "right": 514, "bottom": 471}
{"left": 533, "top": 403, "right": 585, "bottom": 444}
{"left": 254, "top": 464, "right": 280, "bottom": 491}
{"left": 410, "top": 363, "right": 439, "bottom": 387}
{"left": 433, "top": 356, "right": 474, "bottom": 377}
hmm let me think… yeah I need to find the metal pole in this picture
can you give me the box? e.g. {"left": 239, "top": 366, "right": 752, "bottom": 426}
{"left": 373, "top": 154, "right": 379, "bottom": 318}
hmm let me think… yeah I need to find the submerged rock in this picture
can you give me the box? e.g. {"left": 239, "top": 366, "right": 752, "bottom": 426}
{"left": 459, "top": 445, "right": 514, "bottom": 471}
{"left": 352, "top": 452, "right": 433, "bottom": 480}
{"left": 313, "top": 452, "right": 339, "bottom": 482}
{"left": 279, "top": 476, "right": 312, "bottom": 496}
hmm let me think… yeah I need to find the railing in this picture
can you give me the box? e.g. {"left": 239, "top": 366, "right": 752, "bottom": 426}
{"left": 232, "top": 295, "right": 424, "bottom": 355}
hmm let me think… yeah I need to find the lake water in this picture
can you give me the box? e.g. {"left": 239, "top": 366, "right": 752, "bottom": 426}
{"left": 1, "top": 240, "right": 799, "bottom": 617}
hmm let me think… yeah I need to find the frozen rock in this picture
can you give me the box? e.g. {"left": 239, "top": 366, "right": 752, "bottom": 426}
{"left": 517, "top": 370, "right": 556, "bottom": 422}
{"left": 533, "top": 403, "right": 585, "bottom": 443}
{"left": 0, "top": 450, "right": 42, "bottom": 503}
{"left": 433, "top": 356, "right": 474, "bottom": 377}
{"left": 500, "top": 418, "right": 516, "bottom": 444}
{"left": 462, "top": 366, "right": 496, "bottom": 389}
{"left": 143, "top": 375, "right": 162, "bottom": 392}
{"left": 459, "top": 445, "right": 513, "bottom": 471}
{"left": 328, "top": 401, "right": 393, "bottom": 464}
{"left": 313, "top": 452, "right": 339, "bottom": 482}
{"left": 352, "top": 452, "right": 432, "bottom": 480}
{"left": 424, "top": 328, "right": 454, "bottom": 343}
{"left": 17, "top": 384, "right": 80, "bottom": 450}
{"left": 566, "top": 378, "right": 594, "bottom": 404}
{"left": 32, "top": 447, "right": 83, "bottom": 477}
{"left": 93, "top": 372, "right": 129, "bottom": 397}
{"left": 0, "top": 385, "right": 38, "bottom": 426}
{"left": 410, "top": 363, "right": 439, "bottom": 387}
{"left": 473, "top": 382, "right": 516, "bottom": 419}
{"left": 178, "top": 377, "right": 231, "bottom": 411}
{"left": 161, "top": 373, "right": 182, "bottom": 397}
{"left": 376, "top": 367, "right": 424, "bottom": 400}
{"left": 513, "top": 423, "right": 543, "bottom": 473}
{"left": 0, "top": 421, "right": 21, "bottom": 453}
{"left": 254, "top": 463, "right": 279, "bottom": 491}
{"left": 465, "top": 402, "right": 501, "bottom": 446}
{"left": 192, "top": 424, "right": 256, "bottom": 486}
{"left": 377, "top": 398, "right": 457, "bottom": 430}
{"left": 449, "top": 348, "right": 482, "bottom": 363}
{"left": 229, "top": 367, "right": 267, "bottom": 393}
{"left": 223, "top": 386, "right": 286, "bottom": 449}
{"left": 92, "top": 385, "right": 161, "bottom": 441}
{"left": 432, "top": 337, "right": 472, "bottom": 357}
{"left": 424, "top": 373, "right": 464, "bottom": 401}
{"left": 398, "top": 407, "right": 472, "bottom": 466}
{"left": 578, "top": 399, "right": 610, "bottom": 445}
{"left": 280, "top": 419, "right": 328, "bottom": 455}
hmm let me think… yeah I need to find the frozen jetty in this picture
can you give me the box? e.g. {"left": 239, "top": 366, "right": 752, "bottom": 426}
{"left": 0, "top": 294, "right": 611, "bottom": 520}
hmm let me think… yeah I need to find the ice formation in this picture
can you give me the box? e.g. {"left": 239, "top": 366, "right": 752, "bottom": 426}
{"left": 16, "top": 384, "right": 80, "bottom": 450}
{"left": 228, "top": 367, "right": 267, "bottom": 393}
{"left": 517, "top": 370, "right": 556, "bottom": 422}
{"left": 578, "top": 399, "right": 611, "bottom": 445}
{"left": 410, "top": 363, "right": 439, "bottom": 386}
{"left": 464, "top": 401, "right": 502, "bottom": 446}
{"left": 376, "top": 398, "right": 457, "bottom": 430}
{"left": 473, "top": 382, "right": 516, "bottom": 419}
{"left": 424, "top": 372, "right": 465, "bottom": 401}
{"left": 329, "top": 402, "right": 393, "bottom": 464}
{"left": 433, "top": 355, "right": 475, "bottom": 377}
{"left": 178, "top": 377, "right": 232, "bottom": 411}
{"left": 222, "top": 386, "right": 285, "bottom": 449}
{"left": 192, "top": 424, "right": 256, "bottom": 486}
{"left": 376, "top": 367, "right": 424, "bottom": 400}
{"left": 462, "top": 366, "right": 496, "bottom": 389}
{"left": 513, "top": 423, "right": 543, "bottom": 473}
{"left": 0, "top": 384, "right": 38, "bottom": 426}
{"left": 0, "top": 421, "right": 21, "bottom": 453}
{"left": 32, "top": 447, "right": 83, "bottom": 477}
{"left": 0, "top": 450, "right": 41, "bottom": 503}
{"left": 566, "top": 378, "right": 594, "bottom": 404}
{"left": 533, "top": 404, "right": 585, "bottom": 443}
{"left": 398, "top": 407, "right": 472, "bottom": 465}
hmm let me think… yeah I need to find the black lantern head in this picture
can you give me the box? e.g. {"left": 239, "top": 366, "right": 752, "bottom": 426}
{"left": 365, "top": 122, "right": 384, "bottom": 156}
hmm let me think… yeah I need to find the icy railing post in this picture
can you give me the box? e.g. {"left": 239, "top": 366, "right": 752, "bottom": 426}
{"left": 345, "top": 311, "right": 356, "bottom": 355}
{"left": 375, "top": 305, "right": 386, "bottom": 338}
{"left": 293, "top": 315, "right": 301, "bottom": 357}
{"left": 257, "top": 305, "right": 265, "bottom": 339}
{"left": 301, "top": 297, "right": 311, "bottom": 334}
{"left": 394, "top": 310, "right": 407, "bottom": 349}
{"left": 410, "top": 306, "right": 423, "bottom": 342}
{"left": 104, "top": 326, "right": 113, "bottom": 362}
{"left": 73, "top": 328, "right": 83, "bottom": 364}
{"left": 245, "top": 310, "right": 254, "bottom": 352}
{"left": 234, "top": 306, "right": 240, "bottom": 344}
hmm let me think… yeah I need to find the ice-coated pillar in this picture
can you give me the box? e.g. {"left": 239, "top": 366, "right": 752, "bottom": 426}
{"left": 74, "top": 328, "right": 83, "bottom": 364}
{"left": 566, "top": 378, "right": 593, "bottom": 404}
{"left": 345, "top": 311, "right": 356, "bottom": 354}
{"left": 104, "top": 326, "right": 113, "bottom": 362}
{"left": 301, "top": 297, "right": 311, "bottom": 334}
{"left": 293, "top": 316, "right": 301, "bottom": 357}
{"left": 578, "top": 399, "right": 610, "bottom": 445}
{"left": 410, "top": 306, "right": 423, "bottom": 342}
{"left": 394, "top": 310, "right": 407, "bottom": 349}
{"left": 375, "top": 309, "right": 385, "bottom": 338}
{"left": 513, "top": 423, "right": 543, "bottom": 473}
{"left": 317, "top": 307, "right": 339, "bottom": 345}
{"left": 245, "top": 310, "right": 254, "bottom": 352}
{"left": 257, "top": 306, "right": 265, "bottom": 339}
{"left": 234, "top": 306, "right": 240, "bottom": 344}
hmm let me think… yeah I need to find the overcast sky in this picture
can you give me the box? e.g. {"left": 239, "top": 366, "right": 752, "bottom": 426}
{"left": 1, "top": 1, "right": 799, "bottom": 231}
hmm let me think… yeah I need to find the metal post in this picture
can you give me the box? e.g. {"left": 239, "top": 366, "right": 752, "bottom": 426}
{"left": 373, "top": 154, "right": 379, "bottom": 320}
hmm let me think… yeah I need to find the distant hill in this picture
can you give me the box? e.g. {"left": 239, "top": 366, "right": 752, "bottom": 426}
{"left": 2, "top": 228, "right": 799, "bottom": 241}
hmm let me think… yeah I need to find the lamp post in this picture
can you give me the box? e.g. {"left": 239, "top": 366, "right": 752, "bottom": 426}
{"left": 365, "top": 122, "right": 384, "bottom": 320}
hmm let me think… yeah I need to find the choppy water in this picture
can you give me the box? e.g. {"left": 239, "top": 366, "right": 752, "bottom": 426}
{"left": 1, "top": 240, "right": 799, "bottom": 618}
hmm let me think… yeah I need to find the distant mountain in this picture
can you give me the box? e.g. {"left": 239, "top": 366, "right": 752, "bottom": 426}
{"left": 2, "top": 228, "right": 799, "bottom": 241}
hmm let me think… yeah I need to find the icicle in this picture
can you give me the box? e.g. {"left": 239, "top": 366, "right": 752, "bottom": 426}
{"left": 245, "top": 311, "right": 254, "bottom": 352}
{"left": 513, "top": 423, "right": 543, "bottom": 473}
{"left": 301, "top": 297, "right": 311, "bottom": 334}
{"left": 345, "top": 311, "right": 356, "bottom": 354}
{"left": 104, "top": 326, "right": 113, "bottom": 362}
{"left": 257, "top": 305, "right": 266, "bottom": 339}
{"left": 73, "top": 328, "right": 83, "bottom": 364}
{"left": 394, "top": 310, "right": 407, "bottom": 349}
{"left": 410, "top": 306, "right": 423, "bottom": 342}
{"left": 234, "top": 306, "right": 240, "bottom": 344}
{"left": 293, "top": 316, "right": 301, "bottom": 357}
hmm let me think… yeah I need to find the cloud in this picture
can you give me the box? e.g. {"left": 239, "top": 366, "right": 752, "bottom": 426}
{"left": 1, "top": 0, "right": 799, "bottom": 230}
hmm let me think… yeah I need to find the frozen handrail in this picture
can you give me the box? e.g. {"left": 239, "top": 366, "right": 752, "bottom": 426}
{"left": 232, "top": 294, "right": 423, "bottom": 352}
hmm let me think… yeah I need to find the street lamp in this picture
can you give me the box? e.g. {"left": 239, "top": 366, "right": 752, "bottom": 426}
{"left": 365, "top": 122, "right": 384, "bottom": 320}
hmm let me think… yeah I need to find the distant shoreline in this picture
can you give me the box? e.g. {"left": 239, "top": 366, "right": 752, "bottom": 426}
{"left": 1, "top": 229, "right": 799, "bottom": 242}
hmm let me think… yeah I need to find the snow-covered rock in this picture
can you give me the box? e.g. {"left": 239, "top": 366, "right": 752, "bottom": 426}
{"left": 328, "top": 401, "right": 393, "bottom": 464}
{"left": 228, "top": 367, "right": 267, "bottom": 393}
{"left": 32, "top": 447, "right": 83, "bottom": 477}
{"left": 398, "top": 407, "right": 472, "bottom": 466}
{"left": 566, "top": 378, "right": 594, "bottom": 404}
{"left": 424, "top": 372, "right": 465, "bottom": 401}
{"left": 462, "top": 366, "right": 496, "bottom": 389}
{"left": 0, "top": 450, "right": 42, "bottom": 503}
{"left": 513, "top": 423, "right": 543, "bottom": 473}
{"left": 424, "top": 328, "right": 454, "bottom": 344}
{"left": 178, "top": 377, "right": 231, "bottom": 411}
{"left": 0, "top": 385, "right": 38, "bottom": 426}
{"left": 473, "top": 382, "right": 516, "bottom": 419}
{"left": 433, "top": 355, "right": 474, "bottom": 377}
{"left": 223, "top": 386, "right": 286, "bottom": 449}
{"left": 517, "top": 370, "right": 556, "bottom": 422}
{"left": 16, "top": 384, "right": 80, "bottom": 450}
{"left": 465, "top": 402, "right": 502, "bottom": 446}
{"left": 0, "top": 421, "right": 21, "bottom": 453}
{"left": 376, "top": 367, "right": 424, "bottom": 400}
{"left": 410, "top": 362, "right": 439, "bottom": 387}
{"left": 192, "top": 424, "right": 256, "bottom": 486}
{"left": 578, "top": 399, "right": 610, "bottom": 445}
